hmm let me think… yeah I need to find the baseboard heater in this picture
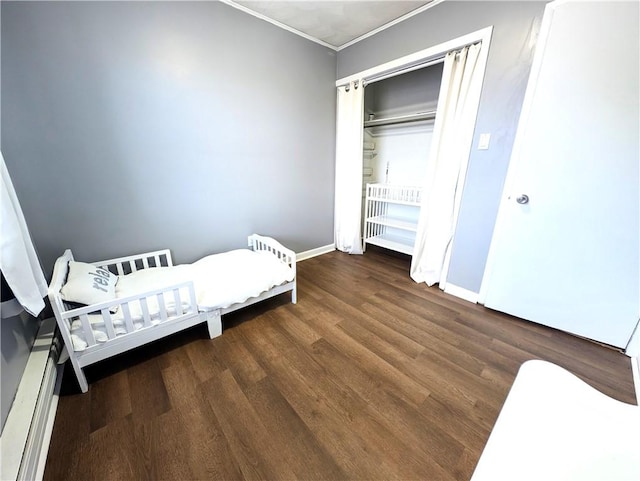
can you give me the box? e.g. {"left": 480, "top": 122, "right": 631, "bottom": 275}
{"left": 1, "top": 317, "right": 63, "bottom": 481}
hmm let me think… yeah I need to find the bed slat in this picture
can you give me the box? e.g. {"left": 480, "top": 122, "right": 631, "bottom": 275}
{"left": 140, "top": 298, "right": 152, "bottom": 328}
{"left": 157, "top": 294, "right": 168, "bottom": 323}
{"left": 121, "top": 303, "right": 135, "bottom": 333}
{"left": 173, "top": 289, "right": 183, "bottom": 316}
{"left": 79, "top": 314, "right": 96, "bottom": 347}
{"left": 102, "top": 308, "right": 116, "bottom": 340}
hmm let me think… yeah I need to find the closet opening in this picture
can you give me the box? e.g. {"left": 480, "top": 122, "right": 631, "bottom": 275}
{"left": 335, "top": 26, "right": 492, "bottom": 291}
{"left": 361, "top": 63, "right": 444, "bottom": 256}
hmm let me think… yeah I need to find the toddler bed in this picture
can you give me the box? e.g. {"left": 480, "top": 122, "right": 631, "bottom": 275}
{"left": 48, "top": 234, "right": 296, "bottom": 392}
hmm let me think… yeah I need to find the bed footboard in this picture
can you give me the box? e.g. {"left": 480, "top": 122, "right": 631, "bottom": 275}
{"left": 248, "top": 234, "right": 297, "bottom": 304}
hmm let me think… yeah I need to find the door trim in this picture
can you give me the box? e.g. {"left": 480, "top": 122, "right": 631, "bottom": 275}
{"left": 336, "top": 27, "right": 493, "bottom": 88}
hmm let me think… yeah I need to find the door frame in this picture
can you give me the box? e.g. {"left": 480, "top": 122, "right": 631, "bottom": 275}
{"left": 336, "top": 26, "right": 493, "bottom": 292}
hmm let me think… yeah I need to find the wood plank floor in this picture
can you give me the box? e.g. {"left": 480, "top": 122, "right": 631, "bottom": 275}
{"left": 44, "top": 247, "right": 637, "bottom": 481}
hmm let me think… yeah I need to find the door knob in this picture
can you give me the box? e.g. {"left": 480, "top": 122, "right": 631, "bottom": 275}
{"left": 516, "top": 194, "right": 529, "bottom": 204}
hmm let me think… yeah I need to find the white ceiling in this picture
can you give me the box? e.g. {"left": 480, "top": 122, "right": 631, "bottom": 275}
{"left": 226, "top": 1, "right": 434, "bottom": 49}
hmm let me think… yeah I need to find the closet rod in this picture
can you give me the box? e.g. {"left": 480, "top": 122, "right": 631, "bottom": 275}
{"left": 364, "top": 110, "right": 437, "bottom": 128}
{"left": 363, "top": 56, "right": 445, "bottom": 86}
{"left": 337, "top": 56, "right": 444, "bottom": 90}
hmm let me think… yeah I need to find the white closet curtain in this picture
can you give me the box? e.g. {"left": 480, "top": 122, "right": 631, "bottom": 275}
{"left": 334, "top": 80, "right": 365, "bottom": 254}
{"left": 410, "top": 43, "right": 482, "bottom": 285}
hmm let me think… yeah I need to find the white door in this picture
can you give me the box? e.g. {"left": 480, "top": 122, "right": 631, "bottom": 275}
{"left": 480, "top": 0, "right": 639, "bottom": 349}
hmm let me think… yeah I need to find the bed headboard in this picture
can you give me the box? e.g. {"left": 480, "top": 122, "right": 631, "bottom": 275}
{"left": 48, "top": 249, "right": 74, "bottom": 321}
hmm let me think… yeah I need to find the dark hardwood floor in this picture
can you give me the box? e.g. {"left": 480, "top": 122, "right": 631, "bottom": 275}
{"left": 44, "top": 247, "right": 637, "bottom": 481}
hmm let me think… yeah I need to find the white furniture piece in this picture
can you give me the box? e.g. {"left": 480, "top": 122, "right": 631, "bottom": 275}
{"left": 48, "top": 234, "right": 296, "bottom": 393}
{"left": 471, "top": 360, "right": 640, "bottom": 481}
{"left": 363, "top": 183, "right": 422, "bottom": 255}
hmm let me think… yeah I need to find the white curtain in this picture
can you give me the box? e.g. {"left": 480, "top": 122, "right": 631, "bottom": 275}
{"left": 410, "top": 43, "right": 482, "bottom": 285}
{"left": 0, "top": 152, "right": 48, "bottom": 316}
{"left": 334, "top": 80, "right": 365, "bottom": 254}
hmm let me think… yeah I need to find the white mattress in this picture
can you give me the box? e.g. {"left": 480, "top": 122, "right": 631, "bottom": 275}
{"left": 69, "top": 249, "right": 294, "bottom": 351}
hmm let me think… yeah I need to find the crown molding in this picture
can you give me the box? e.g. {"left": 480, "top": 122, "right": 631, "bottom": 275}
{"left": 336, "top": 0, "right": 447, "bottom": 51}
{"left": 220, "top": 0, "right": 448, "bottom": 52}
{"left": 220, "top": 0, "right": 338, "bottom": 50}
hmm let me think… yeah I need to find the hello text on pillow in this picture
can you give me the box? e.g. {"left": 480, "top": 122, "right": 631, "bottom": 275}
{"left": 60, "top": 261, "right": 117, "bottom": 306}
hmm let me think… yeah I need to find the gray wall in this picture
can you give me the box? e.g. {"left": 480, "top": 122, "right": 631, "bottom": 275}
{"left": 2, "top": 1, "right": 337, "bottom": 273}
{"left": 338, "top": 1, "right": 548, "bottom": 293}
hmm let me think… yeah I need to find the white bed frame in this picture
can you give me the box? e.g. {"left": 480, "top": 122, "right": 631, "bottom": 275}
{"left": 48, "top": 234, "right": 296, "bottom": 393}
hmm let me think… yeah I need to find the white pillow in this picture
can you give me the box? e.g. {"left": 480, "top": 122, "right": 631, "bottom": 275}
{"left": 60, "top": 261, "right": 117, "bottom": 306}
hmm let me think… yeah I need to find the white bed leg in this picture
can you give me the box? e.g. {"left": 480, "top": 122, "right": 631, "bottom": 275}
{"left": 206, "top": 310, "right": 222, "bottom": 339}
{"left": 291, "top": 286, "right": 297, "bottom": 304}
{"left": 70, "top": 357, "right": 89, "bottom": 393}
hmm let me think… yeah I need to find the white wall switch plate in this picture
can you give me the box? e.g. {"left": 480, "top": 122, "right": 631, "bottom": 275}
{"left": 478, "top": 133, "right": 491, "bottom": 150}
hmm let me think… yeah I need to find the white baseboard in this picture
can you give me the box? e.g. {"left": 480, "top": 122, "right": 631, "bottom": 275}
{"left": 297, "top": 243, "right": 335, "bottom": 262}
{"left": 443, "top": 283, "right": 479, "bottom": 304}
{"left": 1, "top": 317, "right": 61, "bottom": 481}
